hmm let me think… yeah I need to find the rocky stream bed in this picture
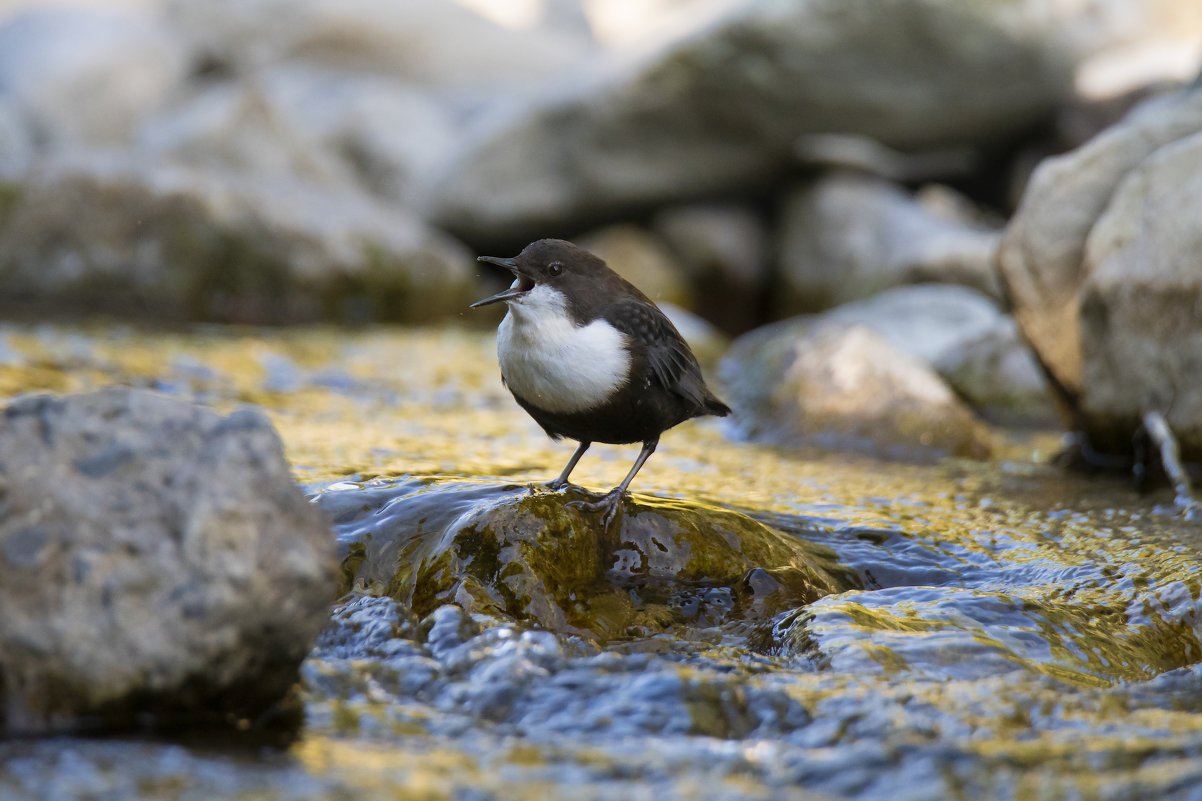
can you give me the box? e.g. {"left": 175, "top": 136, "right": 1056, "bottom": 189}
{"left": 0, "top": 323, "right": 1199, "bottom": 800}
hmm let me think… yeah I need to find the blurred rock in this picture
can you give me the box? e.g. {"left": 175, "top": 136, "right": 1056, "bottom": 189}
{"left": 0, "top": 388, "right": 337, "bottom": 735}
{"left": 820, "top": 285, "right": 1002, "bottom": 367}
{"left": 0, "top": 153, "right": 476, "bottom": 323}
{"left": 775, "top": 174, "right": 1002, "bottom": 316}
{"left": 999, "top": 85, "right": 1202, "bottom": 456}
{"left": 936, "top": 316, "right": 1058, "bottom": 428}
{"left": 576, "top": 224, "right": 694, "bottom": 308}
{"left": 429, "top": 0, "right": 1075, "bottom": 242}
{"left": 721, "top": 321, "right": 993, "bottom": 461}
{"left": 139, "top": 65, "right": 459, "bottom": 208}
{"left": 321, "top": 476, "right": 842, "bottom": 643}
{"left": 0, "top": 95, "right": 30, "bottom": 167}
{"left": 818, "top": 285, "right": 1055, "bottom": 427}
{"left": 0, "top": 7, "right": 187, "bottom": 147}
{"left": 1067, "top": 0, "right": 1202, "bottom": 100}
{"left": 164, "top": 0, "right": 591, "bottom": 94}
{"left": 1077, "top": 129, "right": 1202, "bottom": 458}
{"left": 653, "top": 202, "right": 768, "bottom": 333}
{"left": 793, "top": 133, "right": 980, "bottom": 184}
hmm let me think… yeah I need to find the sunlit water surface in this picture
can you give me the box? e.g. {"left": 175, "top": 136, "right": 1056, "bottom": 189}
{"left": 1, "top": 323, "right": 1199, "bottom": 801}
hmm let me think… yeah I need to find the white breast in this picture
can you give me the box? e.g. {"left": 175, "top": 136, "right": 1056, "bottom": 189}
{"left": 496, "top": 284, "right": 631, "bottom": 414}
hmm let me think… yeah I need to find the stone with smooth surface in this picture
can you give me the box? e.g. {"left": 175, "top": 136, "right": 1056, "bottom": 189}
{"left": 0, "top": 7, "right": 187, "bottom": 147}
{"left": 999, "top": 86, "right": 1202, "bottom": 455}
{"left": 429, "top": 0, "right": 1074, "bottom": 242}
{"left": 721, "top": 321, "right": 993, "bottom": 461}
{"left": 776, "top": 174, "right": 1002, "bottom": 316}
{"left": 1077, "top": 131, "right": 1202, "bottom": 457}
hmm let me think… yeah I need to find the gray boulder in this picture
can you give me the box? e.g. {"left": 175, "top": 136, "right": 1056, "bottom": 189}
{"left": 429, "top": 0, "right": 1075, "bottom": 241}
{"left": 163, "top": 0, "right": 590, "bottom": 93}
{"left": 819, "top": 285, "right": 1056, "bottom": 425}
{"left": 1077, "top": 130, "right": 1202, "bottom": 457}
{"left": 998, "top": 86, "right": 1202, "bottom": 457}
{"left": 138, "top": 65, "right": 461, "bottom": 208}
{"left": 0, "top": 7, "right": 187, "bottom": 147}
{"left": 775, "top": 174, "right": 1002, "bottom": 316}
{"left": 0, "top": 153, "right": 475, "bottom": 323}
{"left": 721, "top": 321, "right": 993, "bottom": 461}
{"left": 0, "top": 388, "right": 337, "bottom": 735}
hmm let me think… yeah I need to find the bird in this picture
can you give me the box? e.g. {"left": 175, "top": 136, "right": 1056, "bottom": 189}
{"left": 471, "top": 238, "right": 731, "bottom": 527}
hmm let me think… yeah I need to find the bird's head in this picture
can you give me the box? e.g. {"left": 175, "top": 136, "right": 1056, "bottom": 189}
{"left": 470, "top": 239, "right": 609, "bottom": 311}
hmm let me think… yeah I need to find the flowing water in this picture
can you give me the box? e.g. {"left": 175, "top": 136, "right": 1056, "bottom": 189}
{"left": 1, "top": 322, "right": 1200, "bottom": 800}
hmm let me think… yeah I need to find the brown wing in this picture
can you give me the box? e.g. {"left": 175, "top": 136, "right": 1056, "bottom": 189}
{"left": 604, "top": 300, "right": 725, "bottom": 414}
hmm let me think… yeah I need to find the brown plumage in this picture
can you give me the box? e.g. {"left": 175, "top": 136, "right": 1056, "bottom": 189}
{"left": 472, "top": 239, "right": 730, "bottom": 524}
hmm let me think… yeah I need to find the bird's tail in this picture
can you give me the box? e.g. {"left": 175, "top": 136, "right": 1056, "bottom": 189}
{"left": 705, "top": 393, "right": 732, "bottom": 417}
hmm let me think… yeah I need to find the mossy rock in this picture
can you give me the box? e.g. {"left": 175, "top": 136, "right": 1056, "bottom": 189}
{"left": 318, "top": 477, "right": 849, "bottom": 643}
{"left": 0, "top": 155, "right": 475, "bottom": 324}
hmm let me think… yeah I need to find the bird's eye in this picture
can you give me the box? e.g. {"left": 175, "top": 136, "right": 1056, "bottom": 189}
{"left": 549, "top": 263, "right": 563, "bottom": 277}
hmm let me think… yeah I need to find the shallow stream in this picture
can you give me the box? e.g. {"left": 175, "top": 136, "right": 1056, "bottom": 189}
{"left": 1, "top": 323, "right": 1200, "bottom": 800}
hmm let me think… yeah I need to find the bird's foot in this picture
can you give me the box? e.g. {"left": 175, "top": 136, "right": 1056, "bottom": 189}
{"left": 545, "top": 477, "right": 571, "bottom": 491}
{"left": 566, "top": 487, "right": 626, "bottom": 529}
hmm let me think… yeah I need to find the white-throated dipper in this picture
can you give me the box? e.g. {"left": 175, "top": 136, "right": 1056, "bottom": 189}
{"left": 471, "top": 238, "right": 731, "bottom": 526}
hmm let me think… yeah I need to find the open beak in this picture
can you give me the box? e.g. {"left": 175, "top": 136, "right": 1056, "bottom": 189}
{"left": 470, "top": 256, "right": 535, "bottom": 308}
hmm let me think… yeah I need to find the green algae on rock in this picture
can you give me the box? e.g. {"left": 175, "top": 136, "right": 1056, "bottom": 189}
{"left": 318, "top": 476, "right": 848, "bottom": 642}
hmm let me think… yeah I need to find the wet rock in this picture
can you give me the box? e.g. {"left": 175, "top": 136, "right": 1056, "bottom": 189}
{"left": 721, "top": 321, "right": 993, "bottom": 461}
{"left": 0, "top": 387, "right": 337, "bottom": 735}
{"left": 999, "top": 85, "right": 1202, "bottom": 458}
{"left": 0, "top": 152, "right": 475, "bottom": 324}
{"left": 0, "top": 7, "right": 187, "bottom": 148}
{"left": 318, "top": 476, "right": 845, "bottom": 643}
{"left": 818, "top": 285, "right": 1056, "bottom": 426}
{"left": 429, "top": 0, "right": 1074, "bottom": 242}
{"left": 775, "top": 174, "right": 1002, "bottom": 316}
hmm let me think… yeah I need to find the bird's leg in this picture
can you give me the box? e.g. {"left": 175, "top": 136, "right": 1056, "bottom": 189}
{"left": 612, "top": 438, "right": 658, "bottom": 498}
{"left": 547, "top": 440, "right": 590, "bottom": 490}
{"left": 569, "top": 439, "right": 658, "bottom": 528}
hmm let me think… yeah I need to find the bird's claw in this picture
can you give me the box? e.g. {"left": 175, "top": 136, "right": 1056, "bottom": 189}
{"left": 565, "top": 488, "right": 626, "bottom": 529}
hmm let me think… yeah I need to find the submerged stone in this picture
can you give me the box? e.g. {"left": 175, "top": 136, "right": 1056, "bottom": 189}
{"left": 317, "top": 476, "right": 848, "bottom": 642}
